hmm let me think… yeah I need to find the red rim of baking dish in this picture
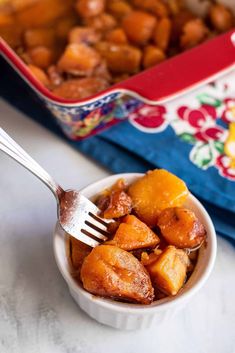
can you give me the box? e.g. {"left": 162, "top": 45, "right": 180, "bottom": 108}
{"left": 1, "top": 30, "right": 235, "bottom": 106}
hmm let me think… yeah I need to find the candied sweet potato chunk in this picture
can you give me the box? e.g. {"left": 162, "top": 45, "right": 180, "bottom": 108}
{"left": 122, "top": 11, "right": 156, "bottom": 45}
{"left": 146, "top": 245, "right": 189, "bottom": 295}
{"left": 128, "top": 169, "right": 188, "bottom": 227}
{"left": 106, "top": 28, "right": 128, "bottom": 44}
{"left": 96, "top": 178, "right": 125, "bottom": 211}
{"left": 0, "top": 14, "right": 14, "bottom": 28}
{"left": 68, "top": 236, "right": 91, "bottom": 275}
{"left": 153, "top": 17, "right": 172, "bottom": 51}
{"left": 28, "top": 46, "right": 54, "bottom": 69}
{"left": 180, "top": 18, "right": 209, "bottom": 50}
{"left": 57, "top": 43, "right": 101, "bottom": 75}
{"left": 107, "top": 1, "right": 132, "bottom": 20}
{"left": 27, "top": 64, "right": 50, "bottom": 86}
{"left": 208, "top": 3, "right": 234, "bottom": 33}
{"left": 103, "top": 190, "right": 132, "bottom": 219}
{"left": 24, "top": 28, "right": 56, "bottom": 49}
{"left": 68, "top": 26, "right": 101, "bottom": 45}
{"left": 75, "top": 0, "right": 105, "bottom": 18}
{"left": 143, "top": 45, "right": 165, "bottom": 68}
{"left": 157, "top": 207, "right": 206, "bottom": 248}
{"left": 52, "top": 77, "right": 109, "bottom": 99}
{"left": 106, "top": 215, "right": 160, "bottom": 250}
{"left": 96, "top": 42, "right": 141, "bottom": 73}
{"left": 80, "top": 245, "right": 154, "bottom": 304}
{"left": 84, "top": 13, "right": 117, "bottom": 32}
{"left": 15, "top": 0, "right": 73, "bottom": 28}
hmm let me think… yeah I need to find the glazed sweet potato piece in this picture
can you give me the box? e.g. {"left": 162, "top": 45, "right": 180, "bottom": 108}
{"left": 68, "top": 236, "right": 91, "bottom": 275}
{"left": 96, "top": 178, "right": 132, "bottom": 219}
{"left": 143, "top": 45, "right": 165, "bottom": 69}
{"left": 107, "top": 1, "right": 132, "bottom": 20}
{"left": 0, "top": 9, "right": 14, "bottom": 27}
{"left": 75, "top": 0, "right": 105, "bottom": 18}
{"left": 128, "top": 169, "right": 189, "bottom": 227}
{"left": 145, "top": 245, "right": 189, "bottom": 295}
{"left": 52, "top": 77, "right": 109, "bottom": 99}
{"left": 180, "top": 18, "right": 209, "bottom": 50}
{"left": 57, "top": 43, "right": 101, "bottom": 76}
{"left": 106, "top": 215, "right": 160, "bottom": 250}
{"left": 157, "top": 207, "right": 206, "bottom": 248}
{"left": 15, "top": 0, "right": 73, "bottom": 28}
{"left": 106, "top": 28, "right": 128, "bottom": 44}
{"left": 96, "top": 42, "right": 141, "bottom": 73}
{"left": 80, "top": 245, "right": 154, "bottom": 304}
{"left": 153, "top": 17, "right": 172, "bottom": 51}
{"left": 104, "top": 188, "right": 132, "bottom": 219}
{"left": 84, "top": 13, "right": 117, "bottom": 32}
{"left": 122, "top": 11, "right": 157, "bottom": 45}
{"left": 208, "top": 3, "right": 234, "bottom": 33}
{"left": 27, "top": 64, "right": 50, "bottom": 86}
{"left": 28, "top": 46, "right": 54, "bottom": 69}
{"left": 24, "top": 28, "right": 56, "bottom": 49}
{"left": 96, "top": 178, "right": 125, "bottom": 209}
{"left": 68, "top": 27, "right": 101, "bottom": 45}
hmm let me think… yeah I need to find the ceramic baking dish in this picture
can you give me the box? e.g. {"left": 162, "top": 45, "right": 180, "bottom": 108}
{"left": 0, "top": 1, "right": 235, "bottom": 139}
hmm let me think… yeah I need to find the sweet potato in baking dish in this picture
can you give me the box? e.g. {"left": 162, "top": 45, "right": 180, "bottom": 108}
{"left": 0, "top": 0, "right": 234, "bottom": 99}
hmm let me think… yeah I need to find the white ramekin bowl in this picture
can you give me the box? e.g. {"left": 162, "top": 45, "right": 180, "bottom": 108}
{"left": 53, "top": 173, "right": 217, "bottom": 330}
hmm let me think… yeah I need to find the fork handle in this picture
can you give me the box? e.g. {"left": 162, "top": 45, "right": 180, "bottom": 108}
{"left": 0, "top": 127, "right": 64, "bottom": 201}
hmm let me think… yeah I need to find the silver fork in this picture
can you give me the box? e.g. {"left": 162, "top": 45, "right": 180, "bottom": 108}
{"left": 0, "top": 127, "right": 111, "bottom": 247}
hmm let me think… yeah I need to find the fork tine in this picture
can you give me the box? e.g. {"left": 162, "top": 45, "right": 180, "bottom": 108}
{"left": 88, "top": 212, "right": 113, "bottom": 226}
{"left": 81, "top": 228, "right": 107, "bottom": 242}
{"left": 72, "top": 231, "right": 101, "bottom": 248}
{"left": 87, "top": 214, "right": 111, "bottom": 233}
{"left": 84, "top": 220, "right": 110, "bottom": 238}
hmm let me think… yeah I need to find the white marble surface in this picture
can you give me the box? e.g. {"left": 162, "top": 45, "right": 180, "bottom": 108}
{"left": 0, "top": 99, "right": 235, "bottom": 353}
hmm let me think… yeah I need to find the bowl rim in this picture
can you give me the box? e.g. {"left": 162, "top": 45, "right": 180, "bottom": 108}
{"left": 1, "top": 30, "right": 235, "bottom": 106}
{"left": 53, "top": 173, "right": 217, "bottom": 314}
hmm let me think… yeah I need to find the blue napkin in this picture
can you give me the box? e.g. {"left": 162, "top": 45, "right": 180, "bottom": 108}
{"left": 1, "top": 56, "right": 234, "bottom": 245}
{"left": 77, "top": 126, "right": 235, "bottom": 245}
